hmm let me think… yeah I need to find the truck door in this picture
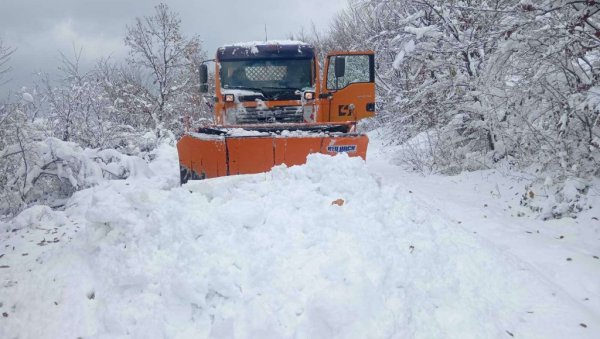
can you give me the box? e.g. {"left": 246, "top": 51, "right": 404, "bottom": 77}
{"left": 321, "top": 51, "right": 375, "bottom": 123}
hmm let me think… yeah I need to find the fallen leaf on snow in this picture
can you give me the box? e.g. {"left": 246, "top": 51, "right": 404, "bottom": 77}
{"left": 331, "top": 198, "right": 345, "bottom": 206}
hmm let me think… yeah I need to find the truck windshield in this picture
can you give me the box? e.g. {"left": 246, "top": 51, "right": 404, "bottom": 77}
{"left": 220, "top": 58, "right": 313, "bottom": 99}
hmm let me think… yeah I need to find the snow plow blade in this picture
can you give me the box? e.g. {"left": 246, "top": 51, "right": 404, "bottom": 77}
{"left": 177, "top": 123, "right": 368, "bottom": 183}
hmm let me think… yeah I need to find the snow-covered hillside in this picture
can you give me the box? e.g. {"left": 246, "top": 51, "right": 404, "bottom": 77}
{"left": 1, "top": 135, "right": 599, "bottom": 338}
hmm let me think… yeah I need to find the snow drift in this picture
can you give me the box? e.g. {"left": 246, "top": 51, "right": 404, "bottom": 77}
{"left": 1, "top": 146, "right": 598, "bottom": 338}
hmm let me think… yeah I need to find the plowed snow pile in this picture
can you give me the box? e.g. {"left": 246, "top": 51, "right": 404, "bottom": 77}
{"left": 1, "top": 144, "right": 599, "bottom": 338}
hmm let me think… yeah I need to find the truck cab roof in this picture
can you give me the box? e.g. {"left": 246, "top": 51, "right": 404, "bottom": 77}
{"left": 217, "top": 41, "right": 315, "bottom": 60}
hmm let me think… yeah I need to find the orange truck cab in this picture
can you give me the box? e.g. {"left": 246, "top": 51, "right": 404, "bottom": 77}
{"left": 177, "top": 41, "right": 375, "bottom": 183}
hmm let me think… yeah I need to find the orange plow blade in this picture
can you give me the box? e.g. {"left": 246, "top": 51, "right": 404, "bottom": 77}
{"left": 177, "top": 123, "right": 368, "bottom": 183}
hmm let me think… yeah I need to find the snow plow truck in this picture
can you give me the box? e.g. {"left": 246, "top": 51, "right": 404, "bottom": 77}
{"left": 177, "top": 41, "right": 375, "bottom": 184}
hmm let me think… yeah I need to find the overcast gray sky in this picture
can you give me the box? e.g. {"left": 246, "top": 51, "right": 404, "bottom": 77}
{"left": 0, "top": 0, "right": 347, "bottom": 96}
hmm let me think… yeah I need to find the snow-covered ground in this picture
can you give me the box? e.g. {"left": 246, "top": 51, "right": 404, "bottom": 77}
{"left": 1, "top": 133, "right": 599, "bottom": 338}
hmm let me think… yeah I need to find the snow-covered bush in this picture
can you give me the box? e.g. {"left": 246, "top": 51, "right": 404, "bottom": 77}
{"left": 0, "top": 76, "right": 160, "bottom": 218}
{"left": 519, "top": 177, "right": 595, "bottom": 220}
{"left": 0, "top": 95, "right": 156, "bottom": 217}
{"left": 0, "top": 133, "right": 153, "bottom": 217}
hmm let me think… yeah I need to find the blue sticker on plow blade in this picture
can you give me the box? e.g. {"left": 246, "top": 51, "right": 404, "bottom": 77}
{"left": 327, "top": 145, "right": 357, "bottom": 153}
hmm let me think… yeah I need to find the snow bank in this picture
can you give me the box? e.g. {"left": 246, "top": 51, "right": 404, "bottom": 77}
{"left": 2, "top": 147, "right": 597, "bottom": 338}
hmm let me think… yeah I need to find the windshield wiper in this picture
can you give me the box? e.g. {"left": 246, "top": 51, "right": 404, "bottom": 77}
{"left": 261, "top": 86, "right": 301, "bottom": 91}
{"left": 222, "top": 86, "right": 265, "bottom": 94}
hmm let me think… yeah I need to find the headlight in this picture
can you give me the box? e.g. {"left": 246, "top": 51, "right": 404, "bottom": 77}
{"left": 224, "top": 94, "right": 235, "bottom": 102}
{"left": 303, "top": 91, "right": 315, "bottom": 100}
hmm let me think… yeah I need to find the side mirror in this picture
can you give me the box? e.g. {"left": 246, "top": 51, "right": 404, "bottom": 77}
{"left": 199, "top": 64, "right": 208, "bottom": 93}
{"left": 334, "top": 56, "right": 346, "bottom": 78}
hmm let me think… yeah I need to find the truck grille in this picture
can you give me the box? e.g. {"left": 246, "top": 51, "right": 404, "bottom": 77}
{"left": 230, "top": 106, "right": 304, "bottom": 124}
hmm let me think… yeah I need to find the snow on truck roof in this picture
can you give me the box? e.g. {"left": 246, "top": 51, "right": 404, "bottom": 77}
{"left": 217, "top": 40, "right": 315, "bottom": 60}
{"left": 221, "top": 40, "right": 311, "bottom": 48}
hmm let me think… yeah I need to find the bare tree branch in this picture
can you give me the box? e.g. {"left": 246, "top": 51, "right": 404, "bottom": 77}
{"left": 0, "top": 39, "right": 16, "bottom": 85}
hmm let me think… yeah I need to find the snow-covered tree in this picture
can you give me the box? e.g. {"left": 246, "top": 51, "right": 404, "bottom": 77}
{"left": 326, "top": 0, "right": 522, "bottom": 169}
{"left": 324, "top": 0, "right": 599, "bottom": 217}
{"left": 498, "top": 0, "right": 599, "bottom": 173}
{"left": 124, "top": 3, "right": 206, "bottom": 132}
{"left": 0, "top": 4, "right": 210, "bottom": 218}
